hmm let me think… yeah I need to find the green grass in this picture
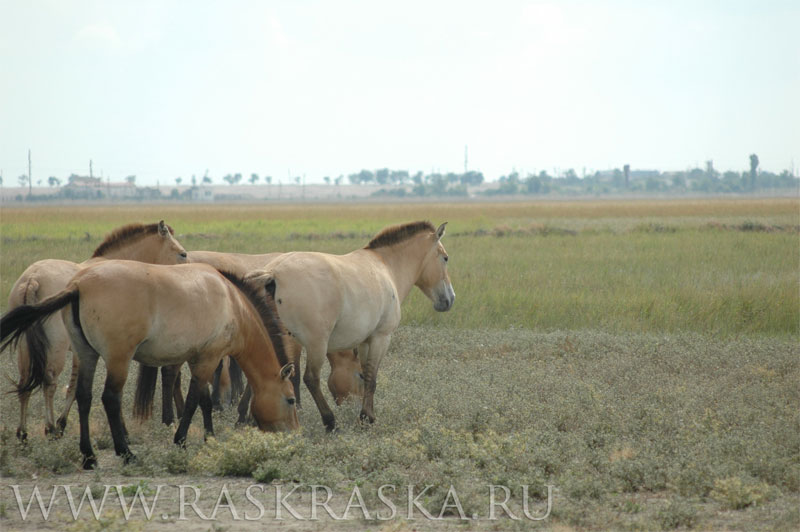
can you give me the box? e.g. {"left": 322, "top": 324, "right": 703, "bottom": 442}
{"left": 0, "top": 199, "right": 798, "bottom": 530}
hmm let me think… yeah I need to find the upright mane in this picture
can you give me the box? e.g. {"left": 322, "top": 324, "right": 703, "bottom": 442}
{"left": 365, "top": 221, "right": 435, "bottom": 249}
{"left": 92, "top": 222, "right": 173, "bottom": 258}
{"left": 217, "top": 270, "right": 290, "bottom": 368}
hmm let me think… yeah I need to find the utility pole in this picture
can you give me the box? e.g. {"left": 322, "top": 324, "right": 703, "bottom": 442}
{"left": 89, "top": 159, "right": 93, "bottom": 179}
{"left": 28, "top": 149, "right": 32, "bottom": 197}
{"left": 464, "top": 145, "right": 468, "bottom": 174}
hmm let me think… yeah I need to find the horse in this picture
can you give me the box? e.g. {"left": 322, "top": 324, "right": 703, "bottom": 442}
{"left": 0, "top": 261, "right": 299, "bottom": 469}
{"left": 7, "top": 221, "right": 188, "bottom": 441}
{"left": 245, "top": 220, "right": 454, "bottom": 431}
{"left": 327, "top": 349, "right": 364, "bottom": 405}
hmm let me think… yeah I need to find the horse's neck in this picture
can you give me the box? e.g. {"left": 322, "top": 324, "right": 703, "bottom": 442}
{"left": 89, "top": 239, "right": 160, "bottom": 263}
{"left": 367, "top": 242, "right": 426, "bottom": 303}
{"left": 230, "top": 308, "right": 280, "bottom": 393}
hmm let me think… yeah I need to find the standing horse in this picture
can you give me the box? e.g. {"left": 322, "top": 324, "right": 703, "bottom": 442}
{"left": 7, "top": 221, "right": 187, "bottom": 440}
{"left": 246, "top": 220, "right": 455, "bottom": 431}
{"left": 0, "top": 261, "right": 298, "bottom": 469}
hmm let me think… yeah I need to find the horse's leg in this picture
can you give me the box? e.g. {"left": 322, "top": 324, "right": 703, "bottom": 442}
{"left": 56, "top": 351, "right": 79, "bottom": 436}
{"left": 359, "top": 334, "right": 392, "bottom": 424}
{"left": 160, "top": 365, "right": 175, "bottom": 425}
{"left": 75, "top": 349, "right": 99, "bottom": 469}
{"left": 211, "top": 359, "right": 224, "bottom": 411}
{"left": 42, "top": 342, "right": 68, "bottom": 437}
{"left": 171, "top": 364, "right": 184, "bottom": 418}
{"left": 101, "top": 357, "right": 135, "bottom": 463}
{"left": 16, "top": 343, "right": 31, "bottom": 441}
{"left": 236, "top": 383, "right": 252, "bottom": 425}
{"left": 198, "top": 379, "right": 214, "bottom": 441}
{"left": 303, "top": 342, "right": 336, "bottom": 432}
{"left": 288, "top": 340, "right": 303, "bottom": 408}
{"left": 174, "top": 375, "right": 208, "bottom": 447}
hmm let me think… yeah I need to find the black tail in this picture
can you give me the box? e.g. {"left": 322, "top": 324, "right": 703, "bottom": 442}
{"left": 1, "top": 288, "right": 79, "bottom": 394}
{"left": 133, "top": 364, "right": 158, "bottom": 421}
{"left": 229, "top": 356, "right": 244, "bottom": 400}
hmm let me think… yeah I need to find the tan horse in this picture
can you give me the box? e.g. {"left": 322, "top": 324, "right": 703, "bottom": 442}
{"left": 327, "top": 349, "right": 364, "bottom": 405}
{"left": 246, "top": 220, "right": 455, "bottom": 431}
{"left": 0, "top": 261, "right": 298, "bottom": 469}
{"left": 7, "top": 221, "right": 187, "bottom": 440}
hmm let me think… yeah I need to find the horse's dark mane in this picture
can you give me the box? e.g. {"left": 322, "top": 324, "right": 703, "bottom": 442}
{"left": 217, "top": 270, "right": 289, "bottom": 368}
{"left": 92, "top": 222, "right": 174, "bottom": 258}
{"left": 365, "top": 220, "right": 435, "bottom": 249}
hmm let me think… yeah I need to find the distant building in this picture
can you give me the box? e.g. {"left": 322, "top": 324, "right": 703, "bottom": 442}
{"left": 189, "top": 185, "right": 214, "bottom": 202}
{"left": 62, "top": 175, "right": 136, "bottom": 199}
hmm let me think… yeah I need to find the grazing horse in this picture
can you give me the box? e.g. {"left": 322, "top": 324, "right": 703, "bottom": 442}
{"left": 7, "top": 221, "right": 187, "bottom": 440}
{"left": 327, "top": 349, "right": 364, "bottom": 405}
{"left": 0, "top": 262, "right": 298, "bottom": 469}
{"left": 186, "top": 250, "right": 355, "bottom": 409}
{"left": 246, "top": 220, "right": 455, "bottom": 431}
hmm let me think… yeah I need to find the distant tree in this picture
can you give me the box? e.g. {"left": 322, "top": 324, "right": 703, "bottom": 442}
{"left": 294, "top": 176, "right": 301, "bottom": 185}
{"left": 234, "top": 173, "right": 243, "bottom": 185}
{"left": 334, "top": 175, "right": 343, "bottom": 186}
{"left": 412, "top": 171, "right": 423, "bottom": 185}
{"left": 175, "top": 177, "right": 183, "bottom": 186}
{"left": 48, "top": 176, "right": 61, "bottom": 187}
{"left": 36, "top": 180, "right": 42, "bottom": 186}
{"left": 323, "top": 176, "right": 331, "bottom": 185}
{"left": 191, "top": 175, "right": 197, "bottom": 186}
{"left": 264, "top": 176, "right": 272, "bottom": 186}
{"left": 358, "top": 169, "right": 374, "bottom": 184}
{"left": 390, "top": 170, "right": 409, "bottom": 185}
{"left": 223, "top": 174, "right": 234, "bottom": 185}
{"left": 749, "top": 154, "right": 759, "bottom": 189}
{"left": 18, "top": 174, "right": 29, "bottom": 188}
{"left": 250, "top": 173, "right": 260, "bottom": 185}
{"left": 705, "top": 160, "right": 718, "bottom": 180}
{"left": 0, "top": 175, "right": 3, "bottom": 186}
{"left": 202, "top": 175, "right": 212, "bottom": 185}
{"left": 375, "top": 168, "right": 390, "bottom": 185}
{"left": 125, "top": 175, "right": 136, "bottom": 185}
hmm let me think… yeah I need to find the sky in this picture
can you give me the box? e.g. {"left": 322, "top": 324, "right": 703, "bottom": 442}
{"left": 1, "top": 0, "right": 798, "bottom": 186}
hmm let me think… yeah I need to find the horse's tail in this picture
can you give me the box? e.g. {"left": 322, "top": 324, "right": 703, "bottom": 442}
{"left": 133, "top": 364, "right": 158, "bottom": 421}
{"left": 1, "top": 287, "right": 79, "bottom": 395}
{"left": 229, "top": 356, "right": 244, "bottom": 400}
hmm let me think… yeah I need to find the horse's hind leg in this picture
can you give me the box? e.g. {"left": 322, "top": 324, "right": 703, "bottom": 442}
{"left": 42, "top": 340, "right": 68, "bottom": 438}
{"left": 161, "top": 365, "right": 180, "bottom": 425}
{"left": 16, "top": 345, "right": 31, "bottom": 441}
{"left": 172, "top": 365, "right": 185, "bottom": 419}
{"left": 74, "top": 348, "right": 100, "bottom": 469}
{"left": 56, "top": 352, "right": 79, "bottom": 436}
{"left": 211, "top": 359, "right": 225, "bottom": 411}
{"left": 101, "top": 357, "right": 135, "bottom": 463}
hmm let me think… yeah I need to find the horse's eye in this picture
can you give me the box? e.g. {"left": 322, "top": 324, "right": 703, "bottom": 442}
{"left": 287, "top": 397, "right": 296, "bottom": 406}
{"left": 443, "top": 255, "right": 449, "bottom": 263}
{"left": 180, "top": 252, "right": 187, "bottom": 259}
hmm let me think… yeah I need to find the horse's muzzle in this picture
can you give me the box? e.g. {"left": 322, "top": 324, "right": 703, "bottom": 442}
{"left": 433, "top": 284, "right": 455, "bottom": 312}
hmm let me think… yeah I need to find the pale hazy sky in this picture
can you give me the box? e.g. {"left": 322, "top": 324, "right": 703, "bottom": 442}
{"left": 1, "top": 0, "right": 798, "bottom": 186}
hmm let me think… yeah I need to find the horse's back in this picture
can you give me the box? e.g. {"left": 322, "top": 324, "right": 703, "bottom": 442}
{"left": 70, "top": 262, "right": 239, "bottom": 365}
{"left": 188, "top": 250, "right": 281, "bottom": 276}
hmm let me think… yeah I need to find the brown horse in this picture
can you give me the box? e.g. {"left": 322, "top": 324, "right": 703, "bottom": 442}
{"left": 0, "top": 261, "right": 298, "bottom": 469}
{"left": 7, "top": 221, "right": 187, "bottom": 440}
{"left": 246, "top": 220, "right": 454, "bottom": 431}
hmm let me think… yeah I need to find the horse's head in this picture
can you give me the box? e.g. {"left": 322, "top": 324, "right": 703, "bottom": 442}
{"left": 416, "top": 222, "right": 455, "bottom": 312}
{"left": 153, "top": 220, "right": 189, "bottom": 265}
{"left": 327, "top": 349, "right": 365, "bottom": 405}
{"left": 251, "top": 362, "right": 300, "bottom": 432}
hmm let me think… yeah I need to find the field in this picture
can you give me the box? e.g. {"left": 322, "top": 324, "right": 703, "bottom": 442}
{"left": 0, "top": 198, "right": 798, "bottom": 531}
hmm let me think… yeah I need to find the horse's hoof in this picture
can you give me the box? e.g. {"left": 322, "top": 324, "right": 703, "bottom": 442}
{"left": 16, "top": 429, "right": 27, "bottom": 442}
{"left": 203, "top": 431, "right": 215, "bottom": 442}
{"left": 174, "top": 436, "right": 187, "bottom": 448}
{"left": 57, "top": 418, "right": 67, "bottom": 435}
{"left": 359, "top": 412, "right": 375, "bottom": 424}
{"left": 82, "top": 456, "right": 98, "bottom": 470}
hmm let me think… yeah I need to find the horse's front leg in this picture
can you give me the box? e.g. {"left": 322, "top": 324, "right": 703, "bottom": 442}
{"left": 359, "top": 334, "right": 391, "bottom": 424}
{"left": 161, "top": 364, "right": 182, "bottom": 425}
{"left": 304, "top": 342, "right": 336, "bottom": 432}
{"left": 174, "top": 375, "right": 212, "bottom": 446}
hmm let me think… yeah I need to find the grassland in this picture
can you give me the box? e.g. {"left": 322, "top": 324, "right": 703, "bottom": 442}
{"left": 0, "top": 198, "right": 798, "bottom": 531}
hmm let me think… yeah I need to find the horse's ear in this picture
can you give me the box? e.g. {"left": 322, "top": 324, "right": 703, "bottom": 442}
{"left": 158, "top": 220, "right": 170, "bottom": 237}
{"left": 280, "top": 363, "right": 295, "bottom": 380}
{"left": 436, "top": 222, "right": 447, "bottom": 240}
